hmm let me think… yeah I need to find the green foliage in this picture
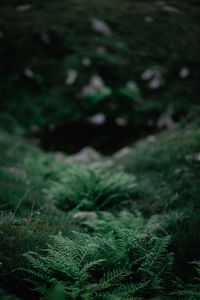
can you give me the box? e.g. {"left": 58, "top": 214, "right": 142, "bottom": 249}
{"left": 47, "top": 165, "right": 136, "bottom": 211}
{"left": 118, "top": 82, "right": 141, "bottom": 102}
{"left": 21, "top": 230, "right": 173, "bottom": 299}
{"left": 1, "top": 0, "right": 200, "bottom": 129}
{"left": 85, "top": 86, "right": 112, "bottom": 106}
{"left": 173, "top": 262, "right": 200, "bottom": 299}
{"left": 115, "top": 122, "right": 200, "bottom": 213}
{"left": 0, "top": 289, "right": 19, "bottom": 300}
{"left": 81, "top": 210, "right": 146, "bottom": 233}
{"left": 1, "top": 119, "right": 200, "bottom": 299}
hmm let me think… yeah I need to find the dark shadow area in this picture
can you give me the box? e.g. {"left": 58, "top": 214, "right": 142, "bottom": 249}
{"left": 32, "top": 121, "right": 157, "bottom": 155}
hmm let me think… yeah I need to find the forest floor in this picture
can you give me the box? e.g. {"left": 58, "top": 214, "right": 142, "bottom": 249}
{"left": 0, "top": 110, "right": 200, "bottom": 299}
{"left": 0, "top": 0, "right": 200, "bottom": 299}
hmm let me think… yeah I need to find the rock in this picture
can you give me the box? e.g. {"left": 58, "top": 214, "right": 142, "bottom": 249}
{"left": 16, "top": 4, "right": 32, "bottom": 11}
{"left": 113, "top": 147, "right": 132, "bottom": 159}
{"left": 147, "top": 135, "right": 156, "bottom": 142}
{"left": 196, "top": 153, "right": 200, "bottom": 162}
{"left": 162, "top": 5, "right": 179, "bottom": 13}
{"left": 141, "top": 66, "right": 165, "bottom": 90}
{"left": 157, "top": 107, "right": 175, "bottom": 129}
{"left": 73, "top": 211, "right": 98, "bottom": 221}
{"left": 179, "top": 67, "right": 190, "bottom": 79}
{"left": 91, "top": 18, "right": 113, "bottom": 37}
{"left": 24, "top": 68, "right": 34, "bottom": 78}
{"left": 82, "top": 57, "right": 91, "bottom": 66}
{"left": 81, "top": 74, "right": 105, "bottom": 95}
{"left": 148, "top": 76, "right": 164, "bottom": 89}
{"left": 65, "top": 69, "right": 78, "bottom": 85}
{"left": 54, "top": 152, "right": 67, "bottom": 162}
{"left": 144, "top": 16, "right": 153, "bottom": 23}
{"left": 88, "top": 113, "right": 106, "bottom": 125}
{"left": 68, "top": 147, "right": 101, "bottom": 164}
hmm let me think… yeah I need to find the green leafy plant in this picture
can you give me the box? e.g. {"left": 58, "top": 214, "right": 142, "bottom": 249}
{"left": 47, "top": 165, "right": 136, "bottom": 211}
{"left": 20, "top": 229, "right": 173, "bottom": 299}
{"left": 173, "top": 262, "right": 200, "bottom": 299}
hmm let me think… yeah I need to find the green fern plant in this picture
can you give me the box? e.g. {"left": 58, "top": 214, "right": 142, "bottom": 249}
{"left": 20, "top": 229, "right": 173, "bottom": 299}
{"left": 47, "top": 165, "right": 136, "bottom": 211}
{"left": 80, "top": 210, "right": 146, "bottom": 233}
{"left": 173, "top": 261, "right": 200, "bottom": 299}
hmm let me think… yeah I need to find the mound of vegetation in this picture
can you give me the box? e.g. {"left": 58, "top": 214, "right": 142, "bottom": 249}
{"left": 0, "top": 113, "right": 200, "bottom": 299}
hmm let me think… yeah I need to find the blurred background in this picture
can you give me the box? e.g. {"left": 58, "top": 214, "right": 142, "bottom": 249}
{"left": 0, "top": 0, "right": 199, "bottom": 154}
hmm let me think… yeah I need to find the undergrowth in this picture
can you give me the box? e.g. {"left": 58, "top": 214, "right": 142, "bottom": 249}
{"left": 47, "top": 165, "right": 136, "bottom": 212}
{"left": 0, "top": 117, "right": 200, "bottom": 299}
{"left": 20, "top": 231, "right": 173, "bottom": 299}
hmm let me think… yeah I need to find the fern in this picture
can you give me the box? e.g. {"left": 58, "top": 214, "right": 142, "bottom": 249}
{"left": 20, "top": 229, "right": 173, "bottom": 299}
{"left": 173, "top": 261, "right": 200, "bottom": 299}
{"left": 46, "top": 165, "right": 136, "bottom": 211}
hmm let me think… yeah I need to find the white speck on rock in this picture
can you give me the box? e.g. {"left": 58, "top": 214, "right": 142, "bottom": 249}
{"left": 88, "top": 113, "right": 106, "bottom": 125}
{"left": 82, "top": 57, "right": 91, "bottom": 66}
{"left": 179, "top": 67, "right": 190, "bottom": 79}
{"left": 91, "top": 18, "right": 113, "bottom": 37}
{"left": 16, "top": 4, "right": 32, "bottom": 11}
{"left": 81, "top": 74, "right": 105, "bottom": 95}
{"left": 65, "top": 69, "right": 78, "bottom": 85}
{"left": 24, "top": 68, "right": 34, "bottom": 78}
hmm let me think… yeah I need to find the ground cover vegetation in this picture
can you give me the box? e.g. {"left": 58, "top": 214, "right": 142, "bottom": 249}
{"left": 0, "top": 113, "right": 200, "bottom": 299}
